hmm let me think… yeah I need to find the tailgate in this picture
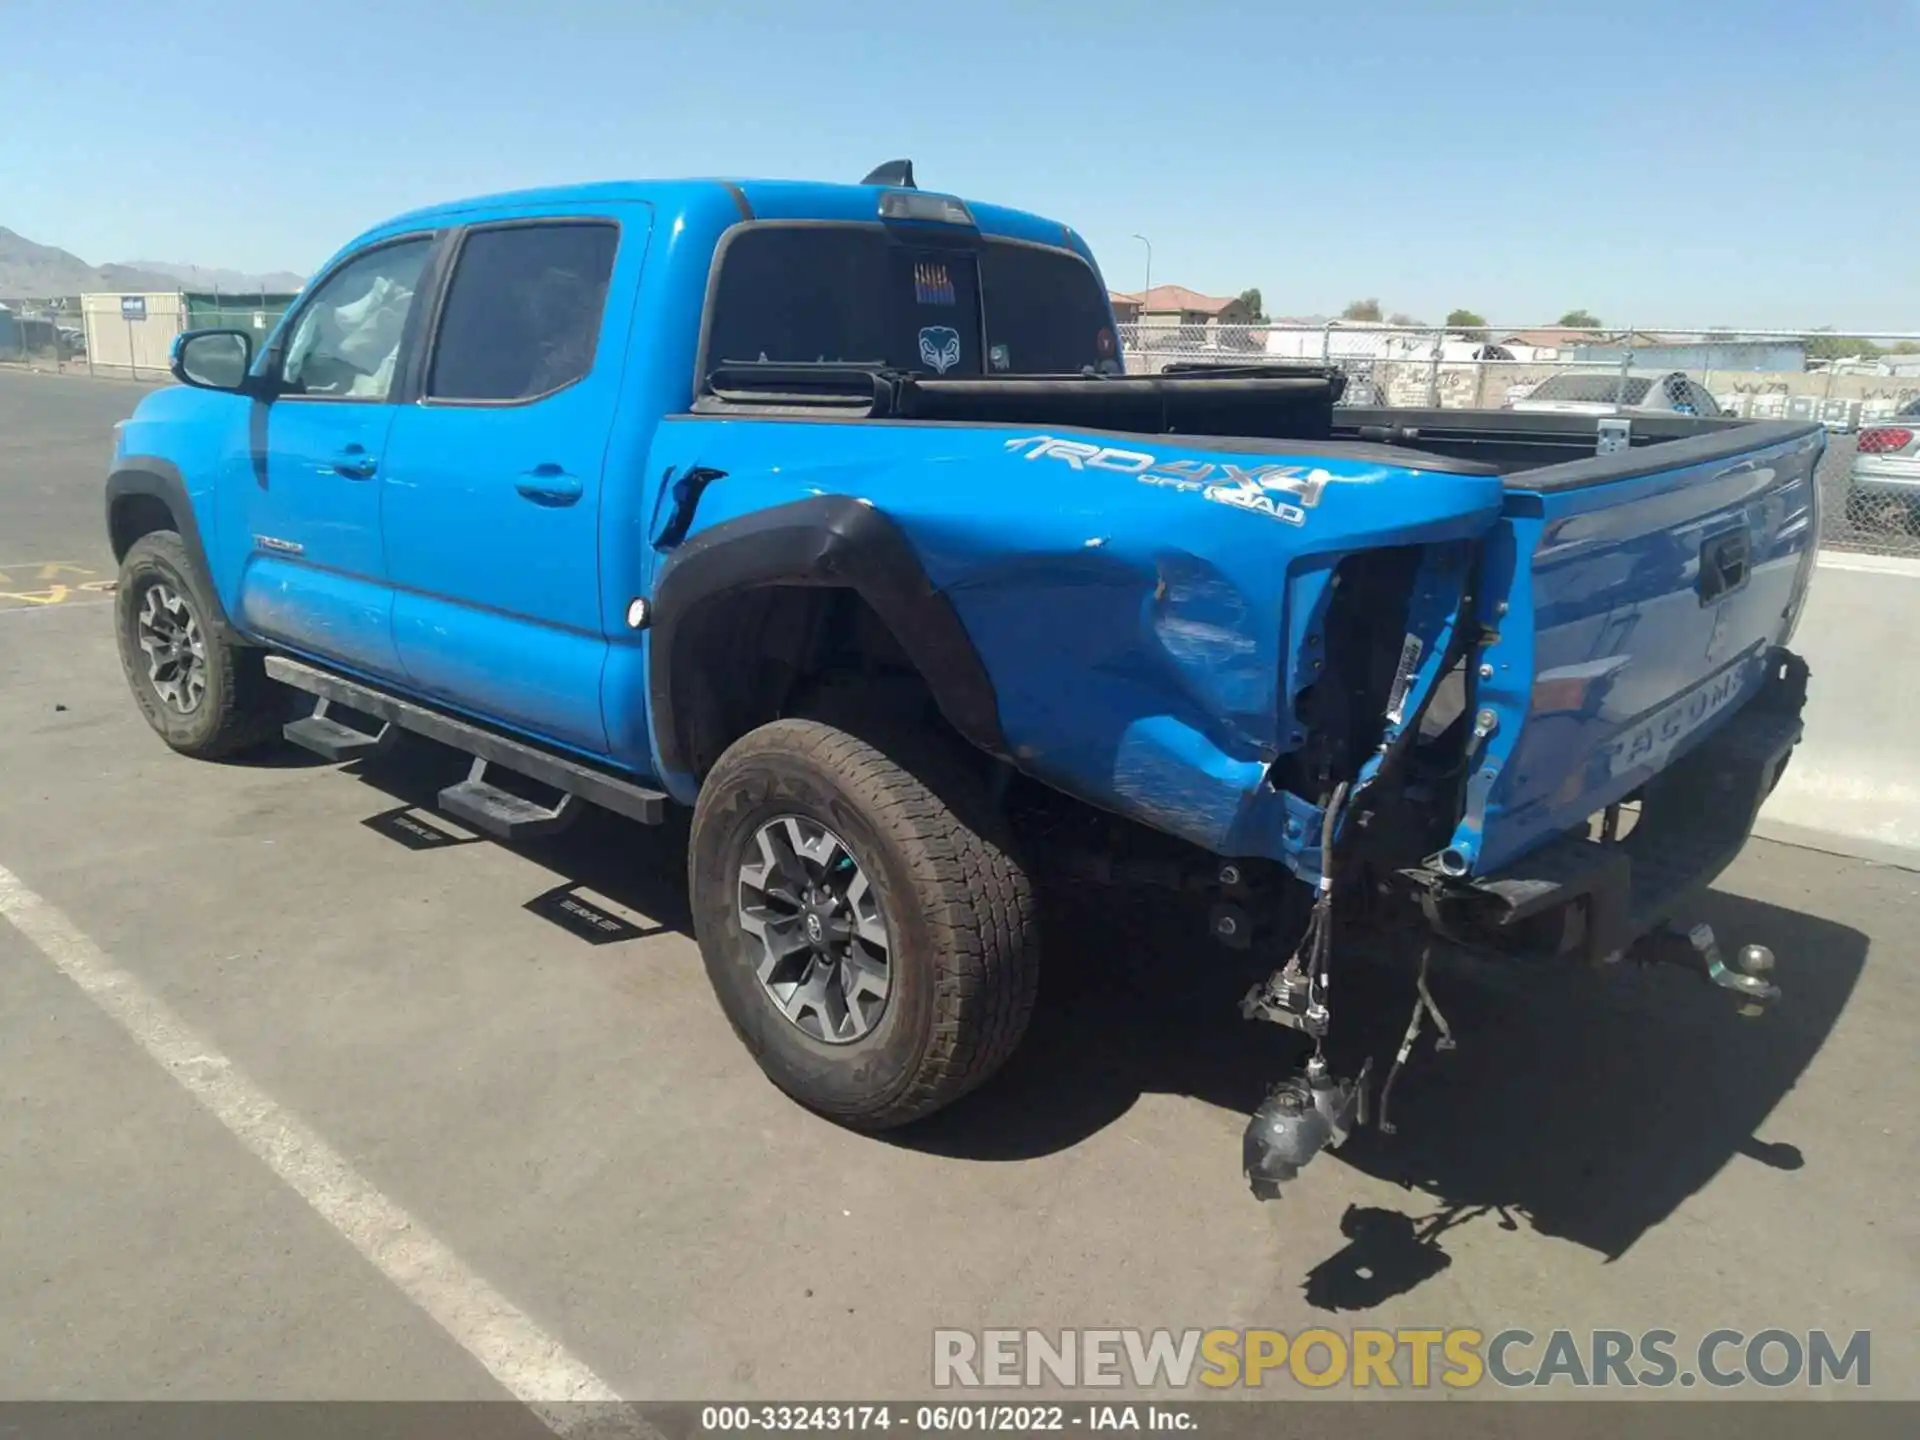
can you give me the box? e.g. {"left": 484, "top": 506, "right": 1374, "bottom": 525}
{"left": 1459, "top": 423, "right": 1824, "bottom": 875}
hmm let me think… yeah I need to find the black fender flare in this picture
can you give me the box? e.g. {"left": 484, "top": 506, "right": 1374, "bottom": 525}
{"left": 105, "top": 455, "right": 237, "bottom": 637}
{"left": 649, "top": 495, "right": 1005, "bottom": 777}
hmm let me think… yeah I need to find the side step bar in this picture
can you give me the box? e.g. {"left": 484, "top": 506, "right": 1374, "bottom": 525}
{"left": 439, "top": 757, "right": 579, "bottom": 841}
{"left": 265, "top": 656, "right": 668, "bottom": 831}
{"left": 284, "top": 697, "right": 396, "bottom": 762}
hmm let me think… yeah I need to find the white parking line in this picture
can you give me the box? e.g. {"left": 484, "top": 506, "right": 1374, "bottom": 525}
{"left": 0, "top": 861, "right": 652, "bottom": 1437}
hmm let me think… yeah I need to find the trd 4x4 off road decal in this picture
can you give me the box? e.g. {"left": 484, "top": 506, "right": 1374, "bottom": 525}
{"left": 1002, "top": 434, "right": 1335, "bottom": 527}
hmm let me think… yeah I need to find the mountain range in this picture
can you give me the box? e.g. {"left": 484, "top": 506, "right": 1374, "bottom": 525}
{"left": 0, "top": 226, "right": 305, "bottom": 299}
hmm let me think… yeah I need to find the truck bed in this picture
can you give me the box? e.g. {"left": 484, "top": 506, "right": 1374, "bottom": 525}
{"left": 696, "top": 362, "right": 1813, "bottom": 490}
{"left": 686, "top": 363, "right": 1824, "bottom": 882}
{"left": 1328, "top": 404, "right": 1821, "bottom": 489}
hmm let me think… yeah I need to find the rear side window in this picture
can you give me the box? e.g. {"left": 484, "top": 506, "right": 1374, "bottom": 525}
{"left": 427, "top": 223, "right": 619, "bottom": 402}
{"left": 703, "top": 225, "right": 1112, "bottom": 379}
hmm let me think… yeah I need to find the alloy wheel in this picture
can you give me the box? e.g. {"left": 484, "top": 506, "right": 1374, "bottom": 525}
{"left": 736, "top": 815, "right": 892, "bottom": 1044}
{"left": 136, "top": 581, "right": 207, "bottom": 714}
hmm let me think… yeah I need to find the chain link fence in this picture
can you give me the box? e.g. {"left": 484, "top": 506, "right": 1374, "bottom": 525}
{"left": 0, "top": 297, "right": 88, "bottom": 373}
{"left": 2, "top": 291, "right": 295, "bottom": 382}
{"left": 1122, "top": 321, "right": 1920, "bottom": 558}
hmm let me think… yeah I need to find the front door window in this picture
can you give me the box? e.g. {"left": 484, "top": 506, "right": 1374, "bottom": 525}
{"left": 280, "top": 239, "right": 432, "bottom": 400}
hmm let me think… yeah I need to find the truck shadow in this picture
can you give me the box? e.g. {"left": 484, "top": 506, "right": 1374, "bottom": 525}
{"left": 338, "top": 739, "right": 1865, "bottom": 1283}
{"left": 912, "top": 879, "right": 1866, "bottom": 1276}
{"left": 344, "top": 739, "right": 697, "bottom": 934}
{"left": 1307, "top": 883, "right": 1861, "bottom": 1265}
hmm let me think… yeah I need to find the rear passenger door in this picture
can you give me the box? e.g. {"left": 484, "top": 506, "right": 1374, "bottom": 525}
{"left": 380, "top": 208, "right": 651, "bottom": 754}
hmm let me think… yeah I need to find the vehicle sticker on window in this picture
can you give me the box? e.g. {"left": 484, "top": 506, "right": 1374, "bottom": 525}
{"left": 918, "top": 326, "right": 962, "bottom": 374}
{"left": 914, "top": 261, "right": 956, "bottom": 307}
{"left": 989, "top": 343, "right": 1011, "bottom": 372}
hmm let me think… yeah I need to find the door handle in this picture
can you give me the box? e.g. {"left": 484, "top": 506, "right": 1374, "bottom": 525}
{"left": 515, "top": 464, "right": 584, "bottom": 506}
{"left": 1698, "top": 529, "right": 1751, "bottom": 604}
{"left": 331, "top": 445, "right": 378, "bottom": 480}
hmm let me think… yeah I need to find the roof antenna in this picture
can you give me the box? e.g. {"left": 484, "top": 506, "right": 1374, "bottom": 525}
{"left": 861, "top": 159, "right": 916, "bottom": 189}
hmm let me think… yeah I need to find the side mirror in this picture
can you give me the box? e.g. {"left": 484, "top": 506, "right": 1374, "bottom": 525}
{"left": 171, "top": 329, "right": 256, "bottom": 393}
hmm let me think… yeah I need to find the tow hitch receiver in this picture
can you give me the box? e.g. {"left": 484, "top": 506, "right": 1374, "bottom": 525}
{"left": 1242, "top": 1056, "right": 1372, "bottom": 1200}
{"left": 1643, "top": 922, "right": 1780, "bottom": 1016}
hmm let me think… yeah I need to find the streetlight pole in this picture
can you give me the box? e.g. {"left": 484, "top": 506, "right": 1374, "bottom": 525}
{"left": 1132, "top": 234, "right": 1152, "bottom": 301}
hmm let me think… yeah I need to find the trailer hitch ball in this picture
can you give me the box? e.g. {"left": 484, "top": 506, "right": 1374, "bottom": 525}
{"left": 1670, "top": 924, "right": 1781, "bottom": 1016}
{"left": 1732, "top": 944, "right": 1777, "bottom": 1017}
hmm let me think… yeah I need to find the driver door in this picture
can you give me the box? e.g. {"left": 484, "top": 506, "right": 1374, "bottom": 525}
{"left": 230, "top": 233, "right": 438, "bottom": 679}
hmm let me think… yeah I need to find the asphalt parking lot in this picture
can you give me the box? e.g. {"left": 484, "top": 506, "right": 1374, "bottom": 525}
{"left": 2, "top": 365, "right": 1917, "bottom": 1407}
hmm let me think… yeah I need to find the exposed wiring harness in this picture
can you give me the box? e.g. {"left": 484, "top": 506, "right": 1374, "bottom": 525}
{"left": 1243, "top": 780, "right": 1348, "bottom": 1045}
{"left": 1303, "top": 779, "right": 1347, "bottom": 1053}
{"left": 1376, "top": 941, "right": 1457, "bottom": 1134}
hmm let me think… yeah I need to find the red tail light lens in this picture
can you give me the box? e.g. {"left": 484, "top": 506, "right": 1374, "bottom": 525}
{"left": 1857, "top": 427, "right": 1914, "bottom": 454}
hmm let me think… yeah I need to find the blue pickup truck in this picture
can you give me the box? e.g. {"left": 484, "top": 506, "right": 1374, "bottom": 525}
{"left": 106, "top": 163, "right": 1821, "bottom": 1191}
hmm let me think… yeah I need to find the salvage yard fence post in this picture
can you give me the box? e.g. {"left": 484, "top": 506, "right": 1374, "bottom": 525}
{"left": 1615, "top": 325, "right": 1635, "bottom": 408}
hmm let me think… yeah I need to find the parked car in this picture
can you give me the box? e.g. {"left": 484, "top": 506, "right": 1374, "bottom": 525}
{"left": 105, "top": 165, "right": 1818, "bottom": 1194}
{"left": 1849, "top": 398, "right": 1920, "bottom": 532}
{"left": 8, "top": 316, "right": 70, "bottom": 360}
{"left": 1507, "top": 368, "right": 1725, "bottom": 418}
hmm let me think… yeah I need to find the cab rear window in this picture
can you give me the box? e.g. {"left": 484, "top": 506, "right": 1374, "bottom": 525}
{"left": 703, "top": 225, "right": 1115, "bottom": 379}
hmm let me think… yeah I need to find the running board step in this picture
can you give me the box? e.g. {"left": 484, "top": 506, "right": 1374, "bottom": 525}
{"left": 283, "top": 698, "right": 394, "bottom": 762}
{"left": 438, "top": 759, "right": 578, "bottom": 840}
{"left": 263, "top": 655, "right": 668, "bottom": 826}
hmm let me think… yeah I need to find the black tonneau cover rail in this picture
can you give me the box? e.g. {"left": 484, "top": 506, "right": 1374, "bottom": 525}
{"left": 699, "top": 361, "right": 1350, "bottom": 439}
{"left": 1331, "top": 406, "right": 1826, "bottom": 490}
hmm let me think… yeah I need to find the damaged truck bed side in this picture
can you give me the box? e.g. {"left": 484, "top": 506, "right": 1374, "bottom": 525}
{"left": 107, "top": 166, "right": 1820, "bottom": 1195}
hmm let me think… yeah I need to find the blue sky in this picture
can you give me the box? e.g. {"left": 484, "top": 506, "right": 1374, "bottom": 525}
{"left": 8, "top": 0, "right": 1917, "bottom": 330}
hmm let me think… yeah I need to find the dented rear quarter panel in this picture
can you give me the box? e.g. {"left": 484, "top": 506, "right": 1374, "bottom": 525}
{"left": 647, "top": 415, "right": 1507, "bottom": 871}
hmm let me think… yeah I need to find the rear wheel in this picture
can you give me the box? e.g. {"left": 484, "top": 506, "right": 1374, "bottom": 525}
{"left": 689, "top": 718, "right": 1039, "bottom": 1130}
{"left": 114, "top": 531, "right": 282, "bottom": 759}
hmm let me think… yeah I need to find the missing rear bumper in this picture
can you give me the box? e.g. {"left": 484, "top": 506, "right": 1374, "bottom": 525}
{"left": 1429, "top": 649, "right": 1807, "bottom": 965}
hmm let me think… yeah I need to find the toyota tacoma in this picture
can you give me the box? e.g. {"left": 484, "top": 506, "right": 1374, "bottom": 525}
{"left": 106, "top": 162, "right": 1821, "bottom": 1192}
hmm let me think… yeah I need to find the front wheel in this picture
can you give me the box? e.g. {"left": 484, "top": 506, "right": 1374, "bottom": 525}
{"left": 689, "top": 718, "right": 1040, "bottom": 1130}
{"left": 114, "top": 531, "right": 283, "bottom": 759}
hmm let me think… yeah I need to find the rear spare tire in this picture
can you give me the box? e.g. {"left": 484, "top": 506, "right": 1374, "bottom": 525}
{"left": 114, "top": 531, "right": 281, "bottom": 759}
{"left": 689, "top": 718, "right": 1039, "bottom": 1130}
